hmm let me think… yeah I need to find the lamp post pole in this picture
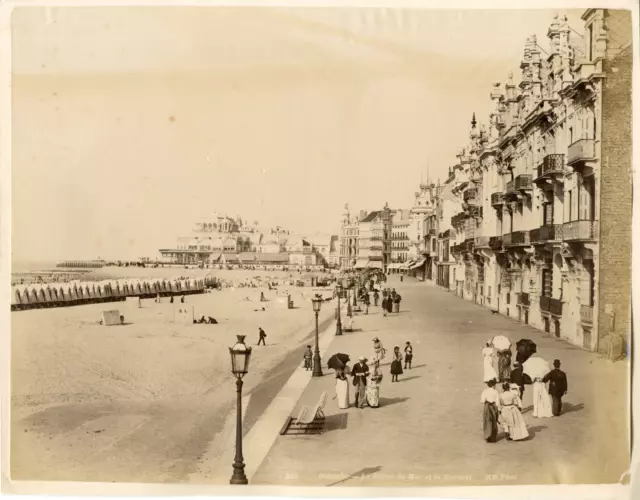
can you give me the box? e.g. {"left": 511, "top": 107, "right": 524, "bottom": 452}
{"left": 230, "top": 377, "right": 248, "bottom": 485}
{"left": 312, "top": 309, "right": 323, "bottom": 377}
{"left": 335, "top": 288, "right": 342, "bottom": 336}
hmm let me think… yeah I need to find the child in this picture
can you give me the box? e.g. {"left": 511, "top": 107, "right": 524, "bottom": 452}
{"left": 303, "top": 345, "right": 313, "bottom": 370}
{"left": 404, "top": 341, "right": 413, "bottom": 369}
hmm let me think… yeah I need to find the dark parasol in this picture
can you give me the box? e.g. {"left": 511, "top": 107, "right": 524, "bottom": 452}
{"left": 327, "top": 353, "right": 350, "bottom": 371}
{"left": 515, "top": 339, "right": 537, "bottom": 364}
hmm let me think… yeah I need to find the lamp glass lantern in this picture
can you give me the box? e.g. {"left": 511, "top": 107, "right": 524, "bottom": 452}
{"left": 229, "top": 335, "right": 252, "bottom": 378}
{"left": 312, "top": 296, "right": 323, "bottom": 313}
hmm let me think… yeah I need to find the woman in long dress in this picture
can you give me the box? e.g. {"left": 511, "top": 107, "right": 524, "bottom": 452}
{"left": 334, "top": 368, "right": 350, "bottom": 409}
{"left": 497, "top": 349, "right": 512, "bottom": 382}
{"left": 372, "top": 337, "right": 386, "bottom": 366}
{"left": 366, "top": 365, "right": 383, "bottom": 408}
{"left": 481, "top": 379, "right": 501, "bottom": 443}
{"left": 482, "top": 341, "right": 498, "bottom": 382}
{"left": 532, "top": 377, "right": 553, "bottom": 418}
{"left": 390, "top": 346, "right": 404, "bottom": 382}
{"left": 499, "top": 382, "right": 529, "bottom": 441}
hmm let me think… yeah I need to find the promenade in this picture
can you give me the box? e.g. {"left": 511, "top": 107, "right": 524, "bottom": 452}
{"left": 251, "top": 276, "right": 629, "bottom": 487}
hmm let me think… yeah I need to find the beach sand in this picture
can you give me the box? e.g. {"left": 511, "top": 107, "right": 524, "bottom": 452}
{"left": 10, "top": 272, "right": 336, "bottom": 482}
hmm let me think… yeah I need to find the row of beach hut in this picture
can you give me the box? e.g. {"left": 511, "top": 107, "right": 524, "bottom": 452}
{"left": 11, "top": 278, "right": 205, "bottom": 311}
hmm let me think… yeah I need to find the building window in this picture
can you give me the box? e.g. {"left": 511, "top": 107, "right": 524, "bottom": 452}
{"left": 542, "top": 268, "right": 552, "bottom": 298}
{"left": 587, "top": 23, "right": 594, "bottom": 61}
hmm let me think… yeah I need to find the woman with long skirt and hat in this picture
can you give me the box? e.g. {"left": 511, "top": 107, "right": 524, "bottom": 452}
{"left": 499, "top": 382, "right": 529, "bottom": 441}
{"left": 390, "top": 346, "right": 403, "bottom": 382}
{"left": 481, "top": 379, "right": 501, "bottom": 443}
{"left": 372, "top": 337, "right": 386, "bottom": 366}
{"left": 497, "top": 349, "right": 512, "bottom": 383}
{"left": 482, "top": 341, "right": 498, "bottom": 383}
{"left": 334, "top": 367, "right": 350, "bottom": 409}
{"left": 366, "top": 365, "right": 383, "bottom": 408}
{"left": 532, "top": 377, "right": 553, "bottom": 418}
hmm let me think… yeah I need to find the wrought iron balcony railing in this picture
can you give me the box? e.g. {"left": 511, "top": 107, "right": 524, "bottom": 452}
{"left": 530, "top": 224, "right": 563, "bottom": 244}
{"left": 536, "top": 154, "right": 565, "bottom": 181}
{"left": 463, "top": 188, "right": 478, "bottom": 203}
{"left": 540, "top": 296, "right": 563, "bottom": 315}
{"left": 504, "top": 230, "right": 530, "bottom": 247}
{"left": 514, "top": 174, "right": 533, "bottom": 191}
{"left": 563, "top": 220, "right": 599, "bottom": 241}
{"left": 491, "top": 192, "right": 504, "bottom": 206}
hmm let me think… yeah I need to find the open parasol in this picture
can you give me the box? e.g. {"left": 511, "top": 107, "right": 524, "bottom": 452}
{"left": 522, "top": 357, "right": 550, "bottom": 380}
{"left": 327, "top": 353, "right": 350, "bottom": 371}
{"left": 491, "top": 335, "right": 511, "bottom": 351}
{"left": 516, "top": 339, "right": 537, "bottom": 363}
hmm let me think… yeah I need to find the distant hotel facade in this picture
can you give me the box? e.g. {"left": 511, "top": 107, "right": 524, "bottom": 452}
{"left": 159, "top": 213, "right": 339, "bottom": 268}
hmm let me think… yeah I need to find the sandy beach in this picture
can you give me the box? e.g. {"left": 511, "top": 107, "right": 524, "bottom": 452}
{"left": 11, "top": 269, "right": 337, "bottom": 482}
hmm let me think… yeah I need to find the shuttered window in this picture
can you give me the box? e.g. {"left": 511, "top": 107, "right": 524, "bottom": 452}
{"left": 542, "top": 269, "right": 553, "bottom": 298}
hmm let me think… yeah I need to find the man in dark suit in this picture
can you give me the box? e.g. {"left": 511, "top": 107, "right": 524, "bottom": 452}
{"left": 351, "top": 357, "right": 370, "bottom": 409}
{"left": 510, "top": 362, "right": 526, "bottom": 399}
{"left": 543, "top": 359, "right": 568, "bottom": 416}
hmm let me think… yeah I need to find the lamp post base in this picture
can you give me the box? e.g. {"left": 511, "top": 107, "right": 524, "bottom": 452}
{"left": 312, "top": 352, "right": 323, "bottom": 377}
{"left": 336, "top": 316, "right": 342, "bottom": 336}
{"left": 230, "top": 463, "right": 248, "bottom": 485}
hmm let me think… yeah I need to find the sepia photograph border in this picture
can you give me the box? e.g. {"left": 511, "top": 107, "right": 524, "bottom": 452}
{"left": 0, "top": 0, "right": 638, "bottom": 499}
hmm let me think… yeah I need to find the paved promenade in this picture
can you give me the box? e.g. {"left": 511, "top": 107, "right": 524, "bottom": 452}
{"left": 251, "top": 276, "right": 629, "bottom": 487}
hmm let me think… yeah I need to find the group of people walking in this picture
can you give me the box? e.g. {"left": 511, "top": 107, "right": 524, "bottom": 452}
{"left": 481, "top": 339, "right": 569, "bottom": 443}
{"left": 334, "top": 338, "right": 415, "bottom": 409}
{"left": 380, "top": 288, "right": 401, "bottom": 316}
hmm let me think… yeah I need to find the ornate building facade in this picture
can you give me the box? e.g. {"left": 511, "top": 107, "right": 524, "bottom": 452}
{"left": 431, "top": 9, "right": 631, "bottom": 357}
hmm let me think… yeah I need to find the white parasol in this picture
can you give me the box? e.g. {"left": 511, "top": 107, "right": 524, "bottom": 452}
{"left": 492, "top": 335, "right": 511, "bottom": 351}
{"left": 523, "top": 357, "right": 550, "bottom": 380}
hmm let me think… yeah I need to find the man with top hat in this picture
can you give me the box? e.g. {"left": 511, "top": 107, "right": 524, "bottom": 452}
{"left": 543, "top": 359, "right": 568, "bottom": 416}
{"left": 351, "top": 356, "right": 370, "bottom": 409}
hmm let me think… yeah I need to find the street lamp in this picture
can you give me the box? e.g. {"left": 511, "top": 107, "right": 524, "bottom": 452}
{"left": 229, "top": 335, "right": 252, "bottom": 485}
{"left": 311, "top": 296, "right": 323, "bottom": 377}
{"left": 335, "top": 284, "right": 343, "bottom": 336}
{"left": 346, "top": 278, "right": 353, "bottom": 317}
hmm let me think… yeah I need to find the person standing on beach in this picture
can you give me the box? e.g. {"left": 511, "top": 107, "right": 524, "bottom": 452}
{"left": 257, "top": 327, "right": 267, "bottom": 346}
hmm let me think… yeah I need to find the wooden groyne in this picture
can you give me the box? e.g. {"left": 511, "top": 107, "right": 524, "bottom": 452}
{"left": 11, "top": 277, "right": 205, "bottom": 311}
{"left": 56, "top": 260, "right": 106, "bottom": 269}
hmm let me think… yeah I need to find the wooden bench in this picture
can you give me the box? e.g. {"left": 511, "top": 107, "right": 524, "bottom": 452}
{"left": 280, "top": 391, "right": 328, "bottom": 436}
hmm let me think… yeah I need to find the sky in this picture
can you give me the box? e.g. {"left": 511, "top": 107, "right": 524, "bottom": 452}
{"left": 10, "top": 6, "right": 584, "bottom": 262}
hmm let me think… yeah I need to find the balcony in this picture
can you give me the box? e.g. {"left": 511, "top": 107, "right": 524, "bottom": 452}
{"left": 530, "top": 224, "right": 563, "bottom": 244}
{"left": 504, "top": 230, "right": 530, "bottom": 247}
{"left": 428, "top": 228, "right": 436, "bottom": 236}
{"left": 489, "top": 236, "right": 503, "bottom": 251}
{"left": 563, "top": 220, "right": 599, "bottom": 242}
{"left": 514, "top": 174, "right": 533, "bottom": 191}
{"left": 517, "top": 292, "right": 530, "bottom": 307}
{"left": 475, "top": 236, "right": 490, "bottom": 248}
{"left": 540, "top": 296, "right": 563, "bottom": 315}
{"left": 567, "top": 138, "right": 596, "bottom": 166}
{"left": 535, "top": 154, "right": 565, "bottom": 183}
{"left": 580, "top": 305, "right": 594, "bottom": 325}
{"left": 491, "top": 192, "right": 504, "bottom": 207}
{"left": 464, "top": 238, "right": 474, "bottom": 252}
{"left": 463, "top": 188, "right": 479, "bottom": 204}
{"left": 505, "top": 180, "right": 515, "bottom": 195}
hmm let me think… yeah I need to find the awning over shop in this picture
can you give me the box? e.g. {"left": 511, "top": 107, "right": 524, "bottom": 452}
{"left": 387, "top": 263, "right": 400, "bottom": 269}
{"left": 355, "top": 259, "right": 369, "bottom": 269}
{"left": 367, "top": 261, "right": 383, "bottom": 269}
{"left": 401, "top": 260, "right": 415, "bottom": 270}
{"left": 409, "top": 258, "right": 426, "bottom": 270}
